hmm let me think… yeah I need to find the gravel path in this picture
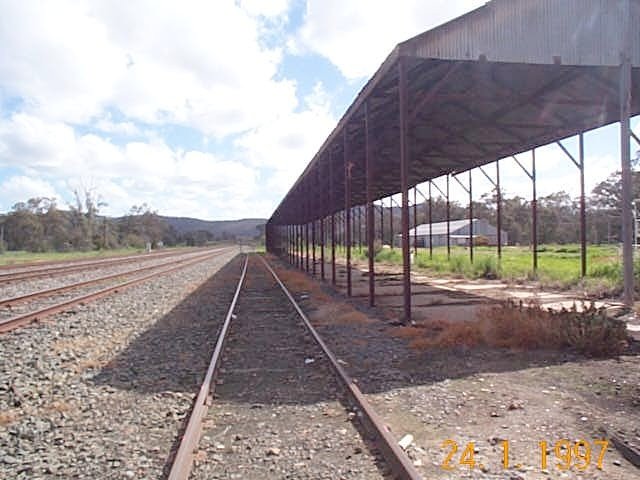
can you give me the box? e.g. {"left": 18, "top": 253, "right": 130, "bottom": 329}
{"left": 189, "top": 255, "right": 387, "bottom": 480}
{"left": 0, "top": 248, "right": 242, "bottom": 479}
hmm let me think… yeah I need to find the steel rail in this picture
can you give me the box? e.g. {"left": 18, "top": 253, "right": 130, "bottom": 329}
{"left": 0, "top": 248, "right": 234, "bottom": 334}
{"left": 0, "top": 248, "right": 228, "bottom": 308}
{"left": 167, "top": 254, "right": 249, "bottom": 480}
{"left": 0, "top": 246, "right": 201, "bottom": 271}
{"left": 0, "top": 247, "right": 215, "bottom": 283}
{"left": 260, "top": 256, "right": 422, "bottom": 480}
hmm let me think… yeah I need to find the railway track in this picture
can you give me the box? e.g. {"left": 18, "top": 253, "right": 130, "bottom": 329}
{"left": 168, "top": 254, "right": 421, "bottom": 480}
{"left": 0, "top": 247, "right": 211, "bottom": 283}
{"left": 0, "top": 247, "right": 234, "bottom": 334}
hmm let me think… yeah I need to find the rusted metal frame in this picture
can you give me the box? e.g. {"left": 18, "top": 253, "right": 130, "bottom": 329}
{"left": 556, "top": 137, "right": 587, "bottom": 277}
{"left": 365, "top": 101, "right": 376, "bottom": 307}
{"left": 320, "top": 160, "right": 326, "bottom": 281}
{"left": 632, "top": 129, "right": 640, "bottom": 146}
{"left": 329, "top": 150, "right": 337, "bottom": 286}
{"left": 167, "top": 254, "right": 248, "bottom": 480}
{"left": 620, "top": 1, "right": 634, "bottom": 308}
{"left": 479, "top": 161, "right": 502, "bottom": 260}
{"left": 344, "top": 129, "right": 353, "bottom": 297}
{"left": 413, "top": 187, "right": 418, "bottom": 255}
{"left": 415, "top": 185, "right": 431, "bottom": 256}
{"left": 312, "top": 218, "right": 317, "bottom": 277}
{"left": 512, "top": 153, "right": 538, "bottom": 272}
{"left": 260, "top": 256, "right": 422, "bottom": 480}
{"left": 358, "top": 205, "right": 363, "bottom": 253}
{"left": 429, "top": 178, "right": 449, "bottom": 258}
{"left": 379, "top": 199, "right": 385, "bottom": 245}
{"left": 389, "top": 195, "right": 403, "bottom": 249}
{"left": 408, "top": 61, "right": 462, "bottom": 124}
{"left": 489, "top": 68, "right": 582, "bottom": 126}
{"left": 399, "top": 55, "right": 411, "bottom": 323}
{"left": 452, "top": 172, "right": 474, "bottom": 263}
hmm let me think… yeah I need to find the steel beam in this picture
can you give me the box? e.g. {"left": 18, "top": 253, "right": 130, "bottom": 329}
{"left": 365, "top": 102, "right": 375, "bottom": 307}
{"left": 513, "top": 153, "right": 538, "bottom": 273}
{"left": 621, "top": 1, "right": 634, "bottom": 307}
{"left": 556, "top": 136, "right": 587, "bottom": 277}
{"left": 413, "top": 187, "right": 418, "bottom": 254}
{"left": 399, "top": 56, "right": 411, "bottom": 322}
{"left": 344, "top": 130, "right": 353, "bottom": 297}
{"left": 428, "top": 182, "right": 433, "bottom": 258}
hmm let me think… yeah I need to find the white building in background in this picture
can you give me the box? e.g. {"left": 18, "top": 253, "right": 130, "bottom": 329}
{"left": 404, "top": 218, "right": 508, "bottom": 247}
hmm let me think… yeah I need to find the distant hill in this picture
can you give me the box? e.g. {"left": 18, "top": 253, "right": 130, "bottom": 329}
{"left": 160, "top": 216, "right": 266, "bottom": 240}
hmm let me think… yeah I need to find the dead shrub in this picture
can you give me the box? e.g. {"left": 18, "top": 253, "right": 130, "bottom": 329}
{"left": 398, "top": 301, "right": 628, "bottom": 357}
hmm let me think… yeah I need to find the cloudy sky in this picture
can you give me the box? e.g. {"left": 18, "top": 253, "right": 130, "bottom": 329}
{"left": 0, "top": 0, "right": 638, "bottom": 220}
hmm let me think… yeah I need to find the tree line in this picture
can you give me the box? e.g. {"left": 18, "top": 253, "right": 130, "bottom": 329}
{"left": 0, "top": 190, "right": 171, "bottom": 252}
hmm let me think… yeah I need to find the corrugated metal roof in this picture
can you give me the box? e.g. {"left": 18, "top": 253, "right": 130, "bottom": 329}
{"left": 402, "top": 0, "right": 640, "bottom": 67}
{"left": 269, "top": 0, "right": 640, "bottom": 226}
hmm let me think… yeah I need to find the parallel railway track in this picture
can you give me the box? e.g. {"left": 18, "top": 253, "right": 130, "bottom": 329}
{"left": 0, "top": 247, "right": 233, "bottom": 334}
{"left": 168, "top": 253, "right": 421, "bottom": 480}
{"left": 0, "top": 247, "right": 211, "bottom": 284}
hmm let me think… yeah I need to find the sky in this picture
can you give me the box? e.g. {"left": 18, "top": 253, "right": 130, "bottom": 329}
{"left": 0, "top": 0, "right": 638, "bottom": 220}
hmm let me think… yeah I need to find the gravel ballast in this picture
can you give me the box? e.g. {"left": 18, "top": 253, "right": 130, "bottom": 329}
{"left": 189, "top": 256, "right": 387, "bottom": 479}
{"left": 0, "top": 249, "right": 241, "bottom": 479}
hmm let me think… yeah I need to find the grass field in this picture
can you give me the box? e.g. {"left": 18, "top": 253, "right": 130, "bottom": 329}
{"left": 0, "top": 247, "right": 158, "bottom": 266}
{"left": 335, "top": 243, "right": 627, "bottom": 293}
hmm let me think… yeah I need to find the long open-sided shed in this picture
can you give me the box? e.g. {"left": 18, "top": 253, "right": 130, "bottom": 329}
{"left": 266, "top": 0, "right": 640, "bottom": 321}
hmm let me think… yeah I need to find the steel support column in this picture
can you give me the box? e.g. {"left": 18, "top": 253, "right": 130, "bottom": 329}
{"left": 557, "top": 135, "right": 587, "bottom": 277}
{"left": 620, "top": 1, "right": 634, "bottom": 307}
{"left": 428, "top": 181, "right": 433, "bottom": 258}
{"left": 379, "top": 199, "right": 384, "bottom": 245}
{"left": 399, "top": 56, "right": 411, "bottom": 322}
{"left": 344, "top": 130, "right": 353, "bottom": 297}
{"left": 446, "top": 175, "right": 451, "bottom": 259}
{"left": 480, "top": 161, "right": 502, "bottom": 260}
{"left": 413, "top": 187, "right": 418, "bottom": 254}
{"left": 390, "top": 195, "right": 394, "bottom": 249}
{"left": 532, "top": 149, "right": 538, "bottom": 273}
{"left": 453, "top": 172, "right": 473, "bottom": 263}
{"left": 514, "top": 153, "right": 538, "bottom": 274}
{"left": 312, "top": 218, "right": 316, "bottom": 276}
{"left": 365, "top": 102, "right": 375, "bottom": 307}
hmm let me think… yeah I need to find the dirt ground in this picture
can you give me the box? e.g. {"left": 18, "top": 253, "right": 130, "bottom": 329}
{"left": 270, "top": 254, "right": 640, "bottom": 479}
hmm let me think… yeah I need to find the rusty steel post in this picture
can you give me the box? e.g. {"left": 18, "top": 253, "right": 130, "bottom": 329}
{"left": 312, "top": 218, "right": 316, "bottom": 276}
{"left": 413, "top": 187, "right": 418, "bottom": 255}
{"left": 379, "top": 199, "right": 384, "bottom": 245}
{"left": 579, "top": 134, "right": 587, "bottom": 277}
{"left": 399, "top": 56, "right": 411, "bottom": 322}
{"left": 532, "top": 149, "right": 538, "bottom": 273}
{"left": 365, "top": 102, "right": 375, "bottom": 307}
{"left": 320, "top": 217, "right": 325, "bottom": 280}
{"left": 496, "top": 160, "right": 502, "bottom": 260}
{"left": 428, "top": 181, "right": 433, "bottom": 258}
{"left": 358, "top": 206, "right": 363, "bottom": 253}
{"left": 344, "top": 129, "right": 353, "bottom": 297}
{"left": 446, "top": 174, "right": 451, "bottom": 259}
{"left": 620, "top": 2, "right": 634, "bottom": 307}
{"left": 305, "top": 220, "right": 310, "bottom": 273}
{"left": 469, "top": 170, "right": 474, "bottom": 264}
{"left": 390, "top": 195, "right": 394, "bottom": 249}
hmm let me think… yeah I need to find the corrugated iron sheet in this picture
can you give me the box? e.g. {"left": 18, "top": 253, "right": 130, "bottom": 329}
{"left": 403, "top": 0, "right": 640, "bottom": 67}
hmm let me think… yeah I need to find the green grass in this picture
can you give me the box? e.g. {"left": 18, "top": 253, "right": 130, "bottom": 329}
{"left": 0, "top": 247, "right": 168, "bottom": 266}
{"left": 321, "top": 243, "right": 627, "bottom": 293}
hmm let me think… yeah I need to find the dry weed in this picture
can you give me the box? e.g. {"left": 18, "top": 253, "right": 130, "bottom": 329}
{"left": 396, "top": 301, "right": 628, "bottom": 357}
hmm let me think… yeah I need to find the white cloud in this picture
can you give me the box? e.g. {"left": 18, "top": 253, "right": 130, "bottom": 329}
{"left": 0, "top": 176, "right": 61, "bottom": 211}
{"left": 0, "top": 0, "right": 298, "bottom": 137}
{"left": 235, "top": 82, "right": 336, "bottom": 193}
{"left": 0, "top": 113, "right": 262, "bottom": 220}
{"left": 295, "top": 0, "right": 486, "bottom": 79}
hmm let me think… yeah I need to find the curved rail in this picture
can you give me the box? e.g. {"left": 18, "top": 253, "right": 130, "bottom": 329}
{"left": 167, "top": 254, "right": 249, "bottom": 480}
{"left": 0, "top": 248, "right": 233, "bottom": 334}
